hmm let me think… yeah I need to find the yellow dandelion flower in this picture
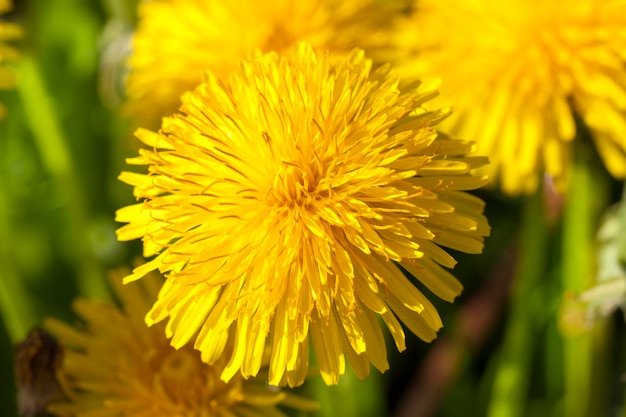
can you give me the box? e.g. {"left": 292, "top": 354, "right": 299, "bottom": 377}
{"left": 397, "top": 0, "right": 626, "bottom": 195}
{"left": 45, "top": 271, "right": 316, "bottom": 417}
{"left": 116, "top": 44, "right": 490, "bottom": 387}
{"left": 0, "top": 0, "right": 22, "bottom": 118}
{"left": 126, "top": 0, "right": 401, "bottom": 125}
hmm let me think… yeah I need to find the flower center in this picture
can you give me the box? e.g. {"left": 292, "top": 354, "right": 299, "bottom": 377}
{"left": 263, "top": 23, "right": 296, "bottom": 52}
{"left": 160, "top": 348, "right": 199, "bottom": 381}
{"left": 153, "top": 347, "right": 244, "bottom": 411}
{"left": 265, "top": 161, "right": 321, "bottom": 208}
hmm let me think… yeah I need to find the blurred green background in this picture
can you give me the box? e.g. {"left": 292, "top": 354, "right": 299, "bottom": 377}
{"left": 2, "top": 1, "right": 626, "bottom": 417}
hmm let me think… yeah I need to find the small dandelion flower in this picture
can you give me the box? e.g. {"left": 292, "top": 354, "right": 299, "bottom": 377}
{"left": 116, "top": 44, "right": 490, "bottom": 387}
{"left": 0, "top": 0, "right": 23, "bottom": 118}
{"left": 44, "top": 271, "right": 316, "bottom": 417}
{"left": 397, "top": 0, "right": 626, "bottom": 195}
{"left": 126, "top": 0, "right": 401, "bottom": 125}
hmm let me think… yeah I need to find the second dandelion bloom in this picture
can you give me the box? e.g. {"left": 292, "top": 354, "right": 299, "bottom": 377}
{"left": 117, "top": 44, "right": 490, "bottom": 387}
{"left": 398, "top": 0, "right": 626, "bottom": 195}
{"left": 125, "top": 0, "right": 402, "bottom": 125}
{"left": 45, "top": 271, "right": 316, "bottom": 417}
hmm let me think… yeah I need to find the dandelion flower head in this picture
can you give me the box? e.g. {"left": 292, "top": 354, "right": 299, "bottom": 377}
{"left": 126, "top": 0, "right": 401, "bottom": 125}
{"left": 396, "top": 0, "right": 626, "bottom": 195}
{"left": 45, "top": 271, "right": 315, "bottom": 417}
{"left": 116, "top": 44, "right": 490, "bottom": 387}
{"left": 0, "top": 0, "right": 22, "bottom": 119}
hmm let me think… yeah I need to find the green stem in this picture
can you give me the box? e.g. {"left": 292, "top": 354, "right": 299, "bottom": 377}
{"left": 0, "top": 190, "right": 37, "bottom": 341}
{"left": 0, "top": 249, "right": 35, "bottom": 342}
{"left": 560, "top": 141, "right": 610, "bottom": 417}
{"left": 487, "top": 188, "right": 548, "bottom": 417}
{"left": 16, "top": 55, "right": 110, "bottom": 300}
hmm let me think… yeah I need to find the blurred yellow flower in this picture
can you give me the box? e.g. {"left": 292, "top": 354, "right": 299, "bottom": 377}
{"left": 126, "top": 0, "right": 401, "bottom": 126}
{"left": 0, "top": 0, "right": 22, "bottom": 118}
{"left": 116, "top": 44, "right": 490, "bottom": 387}
{"left": 45, "top": 271, "right": 316, "bottom": 417}
{"left": 397, "top": 0, "right": 626, "bottom": 195}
